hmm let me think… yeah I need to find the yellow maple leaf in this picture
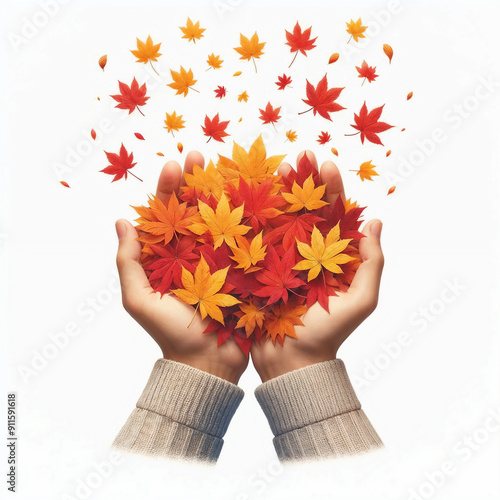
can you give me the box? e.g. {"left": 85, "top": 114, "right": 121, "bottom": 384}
{"left": 188, "top": 193, "right": 251, "bottom": 249}
{"left": 346, "top": 18, "right": 367, "bottom": 43}
{"left": 180, "top": 17, "right": 205, "bottom": 43}
{"left": 235, "top": 300, "right": 266, "bottom": 337}
{"left": 172, "top": 255, "right": 240, "bottom": 325}
{"left": 282, "top": 174, "right": 328, "bottom": 212}
{"left": 352, "top": 160, "right": 378, "bottom": 181}
{"left": 183, "top": 161, "right": 225, "bottom": 200}
{"left": 344, "top": 198, "right": 358, "bottom": 212}
{"left": 293, "top": 225, "right": 355, "bottom": 281}
{"left": 286, "top": 130, "right": 297, "bottom": 143}
{"left": 230, "top": 232, "right": 267, "bottom": 272}
{"left": 207, "top": 53, "right": 223, "bottom": 69}
{"left": 164, "top": 111, "right": 185, "bottom": 137}
{"left": 131, "top": 35, "right": 162, "bottom": 75}
{"left": 238, "top": 91, "right": 249, "bottom": 102}
{"left": 234, "top": 32, "right": 265, "bottom": 72}
{"left": 168, "top": 66, "right": 198, "bottom": 97}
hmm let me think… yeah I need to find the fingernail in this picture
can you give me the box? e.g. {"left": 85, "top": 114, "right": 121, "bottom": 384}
{"left": 371, "top": 220, "right": 383, "bottom": 239}
{"left": 115, "top": 220, "right": 127, "bottom": 240}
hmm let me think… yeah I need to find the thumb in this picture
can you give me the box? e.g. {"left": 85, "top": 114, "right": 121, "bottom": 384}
{"left": 115, "top": 220, "right": 152, "bottom": 312}
{"left": 349, "top": 219, "right": 384, "bottom": 301}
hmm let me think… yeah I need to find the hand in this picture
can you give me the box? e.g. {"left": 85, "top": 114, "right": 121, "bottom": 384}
{"left": 250, "top": 151, "right": 384, "bottom": 382}
{"left": 115, "top": 152, "right": 249, "bottom": 384}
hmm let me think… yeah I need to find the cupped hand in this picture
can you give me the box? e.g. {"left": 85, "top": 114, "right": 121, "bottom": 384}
{"left": 115, "top": 152, "right": 249, "bottom": 384}
{"left": 250, "top": 151, "right": 384, "bottom": 382}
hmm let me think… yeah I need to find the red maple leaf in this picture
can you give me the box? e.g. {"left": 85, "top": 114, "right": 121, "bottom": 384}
{"left": 303, "top": 272, "right": 340, "bottom": 313}
{"left": 266, "top": 213, "right": 324, "bottom": 250}
{"left": 317, "top": 197, "right": 365, "bottom": 241}
{"left": 285, "top": 22, "right": 317, "bottom": 67}
{"left": 254, "top": 245, "right": 305, "bottom": 305}
{"left": 317, "top": 131, "right": 331, "bottom": 145}
{"left": 346, "top": 102, "right": 394, "bottom": 145}
{"left": 282, "top": 152, "right": 321, "bottom": 189}
{"left": 259, "top": 102, "right": 281, "bottom": 127}
{"left": 275, "top": 74, "right": 292, "bottom": 90}
{"left": 101, "top": 144, "right": 142, "bottom": 182}
{"left": 110, "top": 78, "right": 149, "bottom": 116}
{"left": 214, "top": 85, "right": 227, "bottom": 98}
{"left": 299, "top": 74, "right": 345, "bottom": 121}
{"left": 356, "top": 60, "right": 378, "bottom": 85}
{"left": 202, "top": 113, "right": 230, "bottom": 143}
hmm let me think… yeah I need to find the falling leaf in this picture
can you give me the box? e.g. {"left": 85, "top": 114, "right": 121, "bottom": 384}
{"left": 401, "top": 128, "right": 406, "bottom": 131}
{"left": 238, "top": 91, "right": 249, "bottom": 102}
{"left": 131, "top": 35, "right": 162, "bottom": 75}
{"left": 91, "top": 129, "right": 96, "bottom": 140}
{"left": 383, "top": 43, "right": 394, "bottom": 63}
{"left": 207, "top": 53, "right": 223, "bottom": 70}
{"left": 282, "top": 174, "right": 328, "bottom": 212}
{"left": 259, "top": 102, "right": 281, "bottom": 127}
{"left": 356, "top": 60, "right": 378, "bottom": 85}
{"left": 346, "top": 18, "right": 367, "bottom": 43}
{"left": 214, "top": 85, "right": 227, "bottom": 99}
{"left": 286, "top": 130, "right": 298, "bottom": 142}
{"left": 234, "top": 32, "right": 265, "bottom": 72}
{"left": 101, "top": 144, "right": 142, "bottom": 182}
{"left": 177, "top": 143, "right": 183, "bottom": 153}
{"left": 164, "top": 111, "right": 185, "bottom": 137}
{"left": 351, "top": 160, "right": 378, "bottom": 181}
{"left": 275, "top": 74, "right": 292, "bottom": 90}
{"left": 328, "top": 53, "right": 339, "bottom": 64}
{"left": 168, "top": 66, "right": 198, "bottom": 96}
{"left": 386, "top": 150, "right": 392, "bottom": 157}
{"left": 388, "top": 186, "right": 396, "bottom": 195}
{"left": 233, "top": 71, "right": 242, "bottom": 76}
{"left": 285, "top": 22, "right": 317, "bottom": 67}
{"left": 180, "top": 17, "right": 205, "bottom": 43}
{"left": 346, "top": 102, "right": 394, "bottom": 145}
{"left": 407, "top": 91, "right": 413, "bottom": 100}
{"left": 172, "top": 256, "right": 240, "bottom": 325}
{"left": 60, "top": 181, "right": 70, "bottom": 188}
{"left": 134, "top": 132, "right": 145, "bottom": 140}
{"left": 97, "top": 97, "right": 100, "bottom": 101}
{"left": 331, "top": 147, "right": 338, "bottom": 156}
{"left": 98, "top": 55, "right": 107, "bottom": 71}
{"left": 299, "top": 74, "right": 345, "bottom": 120}
{"left": 317, "top": 131, "right": 331, "bottom": 145}
{"left": 157, "top": 152, "right": 164, "bottom": 156}
{"left": 202, "top": 114, "right": 230, "bottom": 143}
{"left": 110, "top": 78, "right": 149, "bottom": 116}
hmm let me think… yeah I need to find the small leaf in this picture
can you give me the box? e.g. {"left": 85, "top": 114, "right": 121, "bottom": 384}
{"left": 91, "top": 129, "right": 97, "bottom": 140}
{"left": 98, "top": 55, "right": 107, "bottom": 71}
{"left": 386, "top": 150, "right": 392, "bottom": 157}
{"left": 383, "top": 43, "right": 393, "bottom": 63}
{"left": 177, "top": 142, "right": 184, "bottom": 153}
{"left": 387, "top": 186, "right": 396, "bottom": 195}
{"left": 331, "top": 147, "right": 338, "bottom": 156}
{"left": 407, "top": 91, "right": 413, "bottom": 100}
{"left": 60, "top": 181, "right": 70, "bottom": 188}
{"left": 233, "top": 71, "right": 242, "bottom": 76}
{"left": 134, "top": 132, "right": 145, "bottom": 140}
{"left": 157, "top": 152, "right": 164, "bottom": 156}
{"left": 328, "top": 53, "right": 339, "bottom": 64}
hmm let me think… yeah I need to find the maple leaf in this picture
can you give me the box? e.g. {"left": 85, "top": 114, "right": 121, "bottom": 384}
{"left": 299, "top": 74, "right": 345, "bottom": 121}
{"left": 350, "top": 160, "right": 379, "bottom": 181}
{"left": 238, "top": 91, "right": 249, "bottom": 102}
{"left": 293, "top": 225, "right": 355, "bottom": 281}
{"left": 282, "top": 174, "right": 328, "bottom": 212}
{"left": 168, "top": 66, "right": 198, "bottom": 97}
{"left": 110, "top": 78, "right": 149, "bottom": 116}
{"left": 254, "top": 245, "right": 305, "bottom": 305}
{"left": 234, "top": 32, "right": 265, "bottom": 72}
{"left": 171, "top": 255, "right": 240, "bottom": 325}
{"left": 264, "top": 300, "right": 306, "bottom": 345}
{"left": 276, "top": 74, "right": 292, "bottom": 90}
{"left": 164, "top": 111, "right": 185, "bottom": 137}
{"left": 230, "top": 232, "right": 267, "bottom": 272}
{"left": 131, "top": 35, "right": 162, "bottom": 75}
{"left": 207, "top": 53, "right": 223, "bottom": 70}
{"left": 101, "top": 144, "right": 142, "bottom": 182}
{"left": 214, "top": 85, "right": 227, "bottom": 99}
{"left": 183, "top": 161, "right": 225, "bottom": 200}
{"left": 285, "top": 22, "right": 317, "bottom": 67}
{"left": 235, "top": 300, "right": 266, "bottom": 337}
{"left": 180, "top": 17, "right": 205, "bottom": 43}
{"left": 286, "top": 130, "right": 298, "bottom": 142}
{"left": 259, "top": 102, "right": 281, "bottom": 128}
{"left": 317, "top": 131, "right": 331, "bottom": 145}
{"left": 188, "top": 193, "right": 251, "bottom": 249}
{"left": 133, "top": 193, "right": 197, "bottom": 245}
{"left": 202, "top": 114, "right": 230, "bottom": 143}
{"left": 356, "top": 60, "right": 378, "bottom": 85}
{"left": 304, "top": 272, "right": 339, "bottom": 313}
{"left": 346, "top": 102, "right": 394, "bottom": 145}
{"left": 346, "top": 18, "right": 367, "bottom": 43}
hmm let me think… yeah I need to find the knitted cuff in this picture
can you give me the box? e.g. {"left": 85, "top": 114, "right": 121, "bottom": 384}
{"left": 254, "top": 359, "right": 383, "bottom": 462}
{"left": 113, "top": 358, "right": 244, "bottom": 463}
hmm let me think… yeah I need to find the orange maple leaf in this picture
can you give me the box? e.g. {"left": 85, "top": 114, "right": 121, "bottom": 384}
{"left": 168, "top": 66, "right": 198, "bottom": 96}
{"left": 234, "top": 32, "right": 265, "bottom": 72}
{"left": 183, "top": 161, "right": 225, "bottom": 201}
{"left": 264, "top": 301, "right": 306, "bottom": 345}
{"left": 238, "top": 91, "right": 249, "bottom": 102}
{"left": 180, "top": 17, "right": 205, "bottom": 43}
{"left": 346, "top": 18, "right": 367, "bottom": 43}
{"left": 131, "top": 35, "right": 162, "bottom": 75}
{"left": 235, "top": 300, "right": 266, "bottom": 337}
{"left": 351, "top": 160, "right": 378, "bottom": 181}
{"left": 286, "top": 130, "right": 298, "bottom": 143}
{"left": 282, "top": 174, "right": 329, "bottom": 212}
{"left": 207, "top": 53, "right": 223, "bottom": 70}
{"left": 164, "top": 111, "right": 185, "bottom": 137}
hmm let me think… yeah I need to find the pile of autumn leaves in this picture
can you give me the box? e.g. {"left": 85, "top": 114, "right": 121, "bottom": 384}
{"left": 134, "top": 136, "right": 365, "bottom": 356}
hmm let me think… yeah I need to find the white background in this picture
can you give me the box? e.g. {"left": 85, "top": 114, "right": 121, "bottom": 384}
{"left": 1, "top": 0, "right": 500, "bottom": 499}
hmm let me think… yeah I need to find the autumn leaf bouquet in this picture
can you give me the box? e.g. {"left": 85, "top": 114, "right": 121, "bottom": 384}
{"left": 133, "top": 136, "right": 365, "bottom": 356}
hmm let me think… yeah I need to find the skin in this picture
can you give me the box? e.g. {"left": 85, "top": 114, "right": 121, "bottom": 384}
{"left": 115, "top": 150, "right": 384, "bottom": 385}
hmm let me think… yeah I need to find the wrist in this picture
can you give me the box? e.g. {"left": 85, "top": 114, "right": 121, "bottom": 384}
{"left": 165, "top": 355, "right": 244, "bottom": 384}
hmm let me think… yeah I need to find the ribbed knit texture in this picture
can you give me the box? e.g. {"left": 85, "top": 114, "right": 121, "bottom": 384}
{"left": 255, "top": 359, "right": 383, "bottom": 461}
{"left": 112, "top": 358, "right": 244, "bottom": 463}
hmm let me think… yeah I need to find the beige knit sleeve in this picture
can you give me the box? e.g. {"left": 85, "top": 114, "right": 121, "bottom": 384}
{"left": 112, "top": 358, "right": 244, "bottom": 463}
{"left": 254, "top": 359, "right": 383, "bottom": 462}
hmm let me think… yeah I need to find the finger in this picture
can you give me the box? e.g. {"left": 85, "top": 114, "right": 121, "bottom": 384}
{"left": 277, "top": 162, "right": 292, "bottom": 177}
{"left": 115, "top": 220, "right": 153, "bottom": 313}
{"left": 349, "top": 220, "right": 384, "bottom": 301}
{"left": 297, "top": 150, "right": 318, "bottom": 170}
{"left": 155, "top": 161, "right": 182, "bottom": 203}
{"left": 320, "top": 161, "right": 346, "bottom": 206}
{"left": 180, "top": 150, "right": 205, "bottom": 188}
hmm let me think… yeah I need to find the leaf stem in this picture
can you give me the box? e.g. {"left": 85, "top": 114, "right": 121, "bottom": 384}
{"left": 288, "top": 52, "right": 298, "bottom": 68}
{"left": 344, "top": 132, "right": 360, "bottom": 136}
{"left": 149, "top": 60, "right": 160, "bottom": 76}
{"left": 187, "top": 302, "right": 200, "bottom": 328}
{"left": 136, "top": 105, "right": 145, "bottom": 116}
{"left": 129, "top": 171, "right": 143, "bottom": 182}
{"left": 192, "top": 87, "right": 200, "bottom": 93}
{"left": 298, "top": 107, "right": 313, "bottom": 115}
{"left": 252, "top": 57, "right": 257, "bottom": 73}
